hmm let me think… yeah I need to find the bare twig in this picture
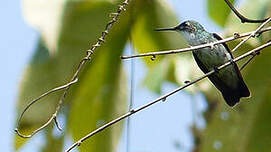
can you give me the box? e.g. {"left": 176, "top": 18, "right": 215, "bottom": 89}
{"left": 231, "top": 17, "right": 271, "bottom": 52}
{"left": 15, "top": 0, "right": 130, "bottom": 138}
{"left": 120, "top": 26, "right": 271, "bottom": 59}
{"left": 65, "top": 41, "right": 271, "bottom": 152}
{"left": 224, "top": 0, "right": 269, "bottom": 23}
{"left": 15, "top": 78, "right": 78, "bottom": 138}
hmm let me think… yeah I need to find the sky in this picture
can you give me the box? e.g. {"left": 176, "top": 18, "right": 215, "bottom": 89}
{"left": 0, "top": 0, "right": 236, "bottom": 151}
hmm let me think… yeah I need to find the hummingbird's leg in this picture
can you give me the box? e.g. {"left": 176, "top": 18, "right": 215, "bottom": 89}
{"left": 212, "top": 66, "right": 220, "bottom": 74}
{"left": 233, "top": 32, "right": 240, "bottom": 39}
{"left": 229, "top": 58, "right": 236, "bottom": 65}
{"left": 209, "top": 43, "right": 215, "bottom": 50}
{"left": 184, "top": 80, "right": 191, "bottom": 84}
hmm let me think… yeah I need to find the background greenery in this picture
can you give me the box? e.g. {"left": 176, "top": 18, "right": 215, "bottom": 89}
{"left": 13, "top": 0, "right": 271, "bottom": 151}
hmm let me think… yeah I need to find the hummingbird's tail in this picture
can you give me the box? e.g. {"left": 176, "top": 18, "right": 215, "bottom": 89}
{"left": 222, "top": 80, "right": 250, "bottom": 107}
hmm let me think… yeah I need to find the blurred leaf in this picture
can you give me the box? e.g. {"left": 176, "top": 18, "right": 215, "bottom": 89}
{"left": 67, "top": 2, "right": 131, "bottom": 152}
{"left": 14, "top": 126, "right": 37, "bottom": 149}
{"left": 131, "top": 0, "right": 186, "bottom": 66}
{"left": 42, "top": 126, "right": 64, "bottom": 152}
{"left": 15, "top": 40, "right": 62, "bottom": 149}
{"left": 143, "top": 57, "right": 173, "bottom": 94}
{"left": 16, "top": 0, "right": 129, "bottom": 150}
{"left": 23, "top": 0, "right": 66, "bottom": 53}
{"left": 174, "top": 53, "right": 211, "bottom": 94}
{"left": 207, "top": 0, "right": 235, "bottom": 27}
{"left": 131, "top": 0, "right": 189, "bottom": 93}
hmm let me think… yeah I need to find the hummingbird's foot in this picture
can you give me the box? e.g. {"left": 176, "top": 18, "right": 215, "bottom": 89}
{"left": 184, "top": 80, "right": 191, "bottom": 84}
{"left": 209, "top": 43, "right": 215, "bottom": 50}
{"left": 233, "top": 32, "right": 240, "bottom": 38}
{"left": 252, "top": 50, "right": 261, "bottom": 56}
{"left": 212, "top": 66, "right": 219, "bottom": 73}
{"left": 229, "top": 58, "right": 236, "bottom": 65}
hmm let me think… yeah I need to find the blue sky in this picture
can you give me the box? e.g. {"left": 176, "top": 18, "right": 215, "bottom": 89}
{"left": 0, "top": 0, "right": 235, "bottom": 151}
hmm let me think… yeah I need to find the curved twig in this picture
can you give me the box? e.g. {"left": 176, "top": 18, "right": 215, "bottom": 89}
{"left": 15, "top": 0, "right": 130, "bottom": 138}
{"left": 224, "top": 0, "right": 269, "bottom": 23}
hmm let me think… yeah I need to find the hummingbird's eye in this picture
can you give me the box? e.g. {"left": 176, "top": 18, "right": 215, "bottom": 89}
{"left": 185, "top": 22, "right": 190, "bottom": 27}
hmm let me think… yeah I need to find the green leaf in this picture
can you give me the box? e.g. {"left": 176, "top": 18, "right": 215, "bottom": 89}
{"left": 131, "top": 0, "right": 188, "bottom": 93}
{"left": 67, "top": 2, "right": 131, "bottom": 152}
{"left": 174, "top": 53, "right": 211, "bottom": 94}
{"left": 15, "top": 39, "right": 62, "bottom": 150}
{"left": 15, "top": 0, "right": 129, "bottom": 150}
{"left": 143, "top": 57, "right": 173, "bottom": 94}
{"left": 131, "top": 0, "right": 186, "bottom": 66}
{"left": 207, "top": 0, "right": 235, "bottom": 27}
{"left": 42, "top": 126, "right": 64, "bottom": 152}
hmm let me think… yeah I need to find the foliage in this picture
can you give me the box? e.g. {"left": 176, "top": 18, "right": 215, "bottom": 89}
{"left": 15, "top": 0, "right": 186, "bottom": 151}
{"left": 15, "top": 0, "right": 271, "bottom": 151}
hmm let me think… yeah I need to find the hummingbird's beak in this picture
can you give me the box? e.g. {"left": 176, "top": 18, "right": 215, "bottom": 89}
{"left": 154, "top": 26, "right": 177, "bottom": 32}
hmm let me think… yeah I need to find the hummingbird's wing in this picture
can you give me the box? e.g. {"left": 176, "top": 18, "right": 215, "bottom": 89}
{"left": 192, "top": 33, "right": 250, "bottom": 106}
{"left": 212, "top": 33, "right": 233, "bottom": 57}
{"left": 212, "top": 33, "right": 250, "bottom": 97}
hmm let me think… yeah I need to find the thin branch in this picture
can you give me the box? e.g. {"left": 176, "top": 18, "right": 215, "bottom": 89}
{"left": 120, "top": 26, "right": 271, "bottom": 59}
{"left": 14, "top": 78, "right": 78, "bottom": 138}
{"left": 224, "top": 0, "right": 269, "bottom": 23}
{"left": 15, "top": 0, "right": 131, "bottom": 138}
{"left": 65, "top": 41, "right": 271, "bottom": 152}
{"left": 231, "top": 17, "right": 271, "bottom": 52}
{"left": 54, "top": 117, "right": 63, "bottom": 131}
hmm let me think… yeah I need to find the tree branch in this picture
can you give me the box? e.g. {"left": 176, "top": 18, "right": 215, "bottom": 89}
{"left": 65, "top": 40, "right": 271, "bottom": 152}
{"left": 15, "top": 0, "right": 131, "bottom": 138}
{"left": 231, "top": 17, "right": 271, "bottom": 52}
{"left": 121, "top": 26, "right": 271, "bottom": 60}
{"left": 224, "top": 0, "right": 269, "bottom": 23}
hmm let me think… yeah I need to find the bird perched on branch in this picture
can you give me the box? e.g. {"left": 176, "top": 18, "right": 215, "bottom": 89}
{"left": 155, "top": 20, "right": 250, "bottom": 107}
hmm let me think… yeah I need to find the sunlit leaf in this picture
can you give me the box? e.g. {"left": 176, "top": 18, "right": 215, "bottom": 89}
{"left": 42, "top": 127, "right": 64, "bottom": 152}
{"left": 207, "top": 0, "right": 235, "bottom": 26}
{"left": 143, "top": 57, "right": 173, "bottom": 94}
{"left": 15, "top": 40, "right": 62, "bottom": 149}
{"left": 131, "top": 0, "right": 186, "bottom": 66}
{"left": 132, "top": 0, "right": 188, "bottom": 93}
{"left": 67, "top": 1, "right": 131, "bottom": 151}
{"left": 15, "top": 0, "right": 128, "bottom": 150}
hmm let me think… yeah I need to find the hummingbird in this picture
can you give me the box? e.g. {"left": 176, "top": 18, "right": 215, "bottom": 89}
{"left": 155, "top": 20, "right": 250, "bottom": 107}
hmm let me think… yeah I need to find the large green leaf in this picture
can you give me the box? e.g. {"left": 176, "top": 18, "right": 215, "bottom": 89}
{"left": 131, "top": 0, "right": 189, "bottom": 93}
{"left": 15, "top": 0, "right": 129, "bottom": 151}
{"left": 207, "top": 0, "right": 235, "bottom": 27}
{"left": 66, "top": 1, "right": 131, "bottom": 152}
{"left": 132, "top": 0, "right": 185, "bottom": 65}
{"left": 15, "top": 40, "right": 62, "bottom": 149}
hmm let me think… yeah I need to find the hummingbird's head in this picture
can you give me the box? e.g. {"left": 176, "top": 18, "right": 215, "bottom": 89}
{"left": 155, "top": 20, "right": 205, "bottom": 34}
{"left": 155, "top": 20, "right": 206, "bottom": 45}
